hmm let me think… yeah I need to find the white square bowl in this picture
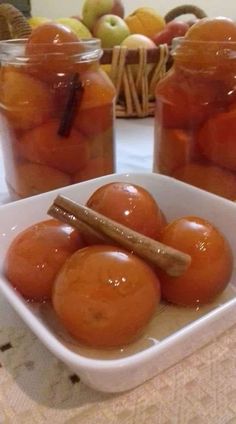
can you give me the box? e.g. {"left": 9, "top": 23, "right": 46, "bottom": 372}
{"left": 0, "top": 172, "right": 236, "bottom": 393}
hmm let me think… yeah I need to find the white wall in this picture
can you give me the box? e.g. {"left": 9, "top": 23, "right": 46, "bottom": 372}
{"left": 31, "top": 0, "right": 236, "bottom": 20}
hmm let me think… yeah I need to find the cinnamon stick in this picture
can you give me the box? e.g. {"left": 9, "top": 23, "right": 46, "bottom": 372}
{"left": 49, "top": 202, "right": 111, "bottom": 244}
{"left": 57, "top": 73, "right": 84, "bottom": 137}
{"left": 48, "top": 195, "right": 191, "bottom": 277}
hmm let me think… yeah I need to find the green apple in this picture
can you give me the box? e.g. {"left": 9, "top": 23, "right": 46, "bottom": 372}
{"left": 82, "top": 0, "right": 124, "bottom": 31}
{"left": 28, "top": 16, "right": 51, "bottom": 29}
{"left": 55, "top": 18, "right": 92, "bottom": 39}
{"left": 93, "top": 14, "right": 130, "bottom": 48}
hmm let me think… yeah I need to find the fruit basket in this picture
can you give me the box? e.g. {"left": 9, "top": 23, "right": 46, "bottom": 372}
{"left": 99, "top": 4, "right": 207, "bottom": 118}
{"left": 0, "top": 3, "right": 207, "bottom": 118}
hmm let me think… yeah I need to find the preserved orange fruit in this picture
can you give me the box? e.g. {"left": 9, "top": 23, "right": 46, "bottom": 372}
{"left": 154, "top": 17, "right": 236, "bottom": 200}
{"left": 172, "top": 163, "right": 236, "bottom": 201}
{"left": 155, "top": 69, "right": 222, "bottom": 129}
{"left": 26, "top": 22, "right": 79, "bottom": 54}
{"left": 7, "top": 162, "right": 72, "bottom": 198}
{"left": 158, "top": 216, "right": 233, "bottom": 306}
{"left": 5, "top": 219, "right": 84, "bottom": 301}
{"left": 176, "top": 17, "right": 236, "bottom": 75}
{"left": 52, "top": 245, "right": 161, "bottom": 348}
{"left": 197, "top": 108, "right": 236, "bottom": 172}
{"left": 25, "top": 22, "right": 82, "bottom": 80}
{"left": 154, "top": 127, "right": 197, "bottom": 175}
{"left": 185, "top": 17, "right": 236, "bottom": 42}
{"left": 0, "top": 25, "right": 116, "bottom": 199}
{"left": 18, "top": 120, "right": 90, "bottom": 174}
{"left": 0, "top": 67, "right": 55, "bottom": 131}
{"left": 86, "top": 182, "right": 167, "bottom": 241}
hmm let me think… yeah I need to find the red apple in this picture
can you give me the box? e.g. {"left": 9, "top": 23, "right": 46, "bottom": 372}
{"left": 153, "top": 21, "right": 189, "bottom": 45}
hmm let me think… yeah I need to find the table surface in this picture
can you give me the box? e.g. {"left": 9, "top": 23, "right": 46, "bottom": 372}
{"left": 0, "top": 118, "right": 236, "bottom": 424}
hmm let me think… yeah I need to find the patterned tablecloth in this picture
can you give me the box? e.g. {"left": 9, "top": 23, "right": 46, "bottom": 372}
{"left": 0, "top": 118, "right": 236, "bottom": 424}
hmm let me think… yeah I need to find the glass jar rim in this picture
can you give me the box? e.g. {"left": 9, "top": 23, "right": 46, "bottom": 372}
{"left": 172, "top": 36, "right": 236, "bottom": 50}
{"left": 171, "top": 36, "right": 236, "bottom": 62}
{"left": 0, "top": 37, "right": 102, "bottom": 64}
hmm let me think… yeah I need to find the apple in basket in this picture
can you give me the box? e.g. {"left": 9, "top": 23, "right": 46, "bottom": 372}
{"left": 55, "top": 17, "right": 92, "bottom": 38}
{"left": 152, "top": 20, "right": 189, "bottom": 46}
{"left": 120, "top": 33, "right": 157, "bottom": 76}
{"left": 120, "top": 34, "right": 157, "bottom": 93}
{"left": 28, "top": 16, "right": 51, "bottom": 29}
{"left": 121, "top": 33, "right": 157, "bottom": 50}
{"left": 82, "top": 0, "right": 124, "bottom": 31}
{"left": 93, "top": 14, "right": 130, "bottom": 48}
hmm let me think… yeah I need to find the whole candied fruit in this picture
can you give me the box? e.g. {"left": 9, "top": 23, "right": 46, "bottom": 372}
{"left": 197, "top": 107, "right": 236, "bottom": 172}
{"left": 155, "top": 69, "right": 223, "bottom": 129}
{"left": 5, "top": 219, "right": 84, "bottom": 301}
{"left": 52, "top": 245, "right": 161, "bottom": 348}
{"left": 53, "top": 69, "right": 115, "bottom": 139}
{"left": 77, "top": 69, "right": 116, "bottom": 109}
{"left": 74, "top": 104, "right": 114, "bottom": 138}
{"left": 175, "top": 17, "right": 236, "bottom": 76}
{"left": 158, "top": 216, "right": 233, "bottom": 306}
{"left": 0, "top": 68, "right": 55, "bottom": 130}
{"left": 154, "top": 128, "right": 196, "bottom": 175}
{"left": 25, "top": 22, "right": 82, "bottom": 82}
{"left": 86, "top": 182, "right": 167, "bottom": 241}
{"left": 18, "top": 119, "right": 90, "bottom": 174}
{"left": 26, "top": 22, "right": 79, "bottom": 55}
{"left": 7, "top": 162, "right": 72, "bottom": 199}
{"left": 172, "top": 162, "right": 236, "bottom": 201}
{"left": 185, "top": 17, "right": 236, "bottom": 42}
{"left": 73, "top": 156, "right": 113, "bottom": 183}
{"left": 72, "top": 69, "right": 116, "bottom": 137}
{"left": 86, "top": 128, "right": 114, "bottom": 160}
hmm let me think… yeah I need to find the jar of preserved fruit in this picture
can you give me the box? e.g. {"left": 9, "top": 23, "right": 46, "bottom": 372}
{"left": 0, "top": 25, "right": 116, "bottom": 199}
{"left": 154, "top": 17, "right": 236, "bottom": 201}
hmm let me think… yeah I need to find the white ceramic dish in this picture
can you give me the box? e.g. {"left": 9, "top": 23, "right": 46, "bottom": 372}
{"left": 0, "top": 172, "right": 236, "bottom": 393}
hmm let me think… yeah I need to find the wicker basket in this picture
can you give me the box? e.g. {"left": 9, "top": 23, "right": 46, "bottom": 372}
{"left": 100, "top": 4, "right": 207, "bottom": 118}
{"left": 0, "top": 3, "right": 207, "bottom": 118}
{"left": 0, "top": 3, "right": 31, "bottom": 39}
{"left": 100, "top": 44, "right": 169, "bottom": 118}
{"left": 0, "top": 0, "right": 31, "bottom": 17}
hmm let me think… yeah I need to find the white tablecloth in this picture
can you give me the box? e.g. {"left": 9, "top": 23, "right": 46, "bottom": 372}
{"left": 115, "top": 118, "right": 154, "bottom": 173}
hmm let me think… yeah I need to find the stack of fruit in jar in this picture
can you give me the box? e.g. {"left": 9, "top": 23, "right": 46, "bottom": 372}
{"left": 154, "top": 16, "right": 236, "bottom": 201}
{"left": 0, "top": 18, "right": 116, "bottom": 199}
{"left": 4, "top": 181, "right": 233, "bottom": 349}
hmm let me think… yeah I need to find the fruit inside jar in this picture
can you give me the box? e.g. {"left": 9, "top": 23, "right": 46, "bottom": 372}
{"left": 153, "top": 17, "right": 236, "bottom": 201}
{"left": 0, "top": 23, "right": 116, "bottom": 199}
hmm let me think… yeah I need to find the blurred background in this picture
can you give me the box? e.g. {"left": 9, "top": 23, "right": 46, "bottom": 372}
{"left": 30, "top": 0, "right": 236, "bottom": 19}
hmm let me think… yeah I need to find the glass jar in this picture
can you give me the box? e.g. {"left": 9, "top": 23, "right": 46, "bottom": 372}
{"left": 154, "top": 38, "right": 236, "bottom": 201}
{"left": 0, "top": 38, "right": 116, "bottom": 199}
